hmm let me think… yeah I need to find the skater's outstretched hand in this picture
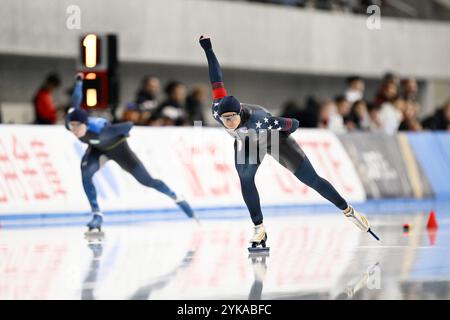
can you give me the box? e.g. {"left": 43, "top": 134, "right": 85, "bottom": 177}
{"left": 75, "top": 72, "right": 84, "bottom": 82}
{"left": 199, "top": 35, "right": 212, "bottom": 50}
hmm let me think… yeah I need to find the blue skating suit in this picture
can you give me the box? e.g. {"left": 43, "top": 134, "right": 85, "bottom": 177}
{"left": 66, "top": 79, "right": 193, "bottom": 219}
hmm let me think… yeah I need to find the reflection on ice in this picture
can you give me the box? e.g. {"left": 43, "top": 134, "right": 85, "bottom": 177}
{"left": 0, "top": 212, "right": 449, "bottom": 299}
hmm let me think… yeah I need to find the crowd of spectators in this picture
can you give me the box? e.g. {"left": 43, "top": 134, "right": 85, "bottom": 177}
{"left": 121, "top": 76, "right": 207, "bottom": 126}
{"left": 27, "top": 71, "right": 450, "bottom": 132}
{"left": 279, "top": 73, "right": 450, "bottom": 133}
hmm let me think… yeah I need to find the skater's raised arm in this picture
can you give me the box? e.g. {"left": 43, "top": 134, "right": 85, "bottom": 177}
{"left": 71, "top": 73, "right": 84, "bottom": 109}
{"left": 199, "top": 36, "right": 227, "bottom": 101}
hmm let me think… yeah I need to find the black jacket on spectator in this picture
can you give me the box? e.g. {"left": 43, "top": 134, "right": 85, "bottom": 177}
{"left": 135, "top": 90, "right": 156, "bottom": 105}
{"left": 422, "top": 108, "right": 449, "bottom": 130}
{"left": 185, "top": 94, "right": 205, "bottom": 123}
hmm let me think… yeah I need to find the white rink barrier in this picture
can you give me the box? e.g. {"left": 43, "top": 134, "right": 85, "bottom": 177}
{"left": 0, "top": 125, "right": 366, "bottom": 216}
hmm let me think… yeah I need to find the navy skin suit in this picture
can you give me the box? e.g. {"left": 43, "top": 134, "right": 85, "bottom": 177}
{"left": 200, "top": 37, "right": 348, "bottom": 226}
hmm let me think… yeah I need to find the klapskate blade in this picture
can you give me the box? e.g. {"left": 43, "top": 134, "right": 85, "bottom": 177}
{"left": 248, "top": 246, "right": 270, "bottom": 254}
{"left": 368, "top": 229, "right": 380, "bottom": 241}
{"left": 84, "top": 231, "right": 105, "bottom": 241}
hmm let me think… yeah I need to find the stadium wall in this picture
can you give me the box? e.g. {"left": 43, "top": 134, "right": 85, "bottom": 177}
{"left": 0, "top": 125, "right": 448, "bottom": 219}
{"left": 1, "top": 0, "right": 450, "bottom": 79}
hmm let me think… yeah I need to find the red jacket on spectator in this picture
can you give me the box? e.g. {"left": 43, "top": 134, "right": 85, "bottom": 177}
{"left": 34, "top": 88, "right": 57, "bottom": 124}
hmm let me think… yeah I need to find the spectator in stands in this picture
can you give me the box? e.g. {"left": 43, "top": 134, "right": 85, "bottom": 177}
{"left": 149, "top": 107, "right": 181, "bottom": 126}
{"left": 374, "top": 72, "right": 400, "bottom": 106}
{"left": 379, "top": 94, "right": 404, "bottom": 134}
{"left": 134, "top": 75, "right": 161, "bottom": 125}
{"left": 121, "top": 103, "right": 142, "bottom": 125}
{"left": 398, "top": 100, "right": 422, "bottom": 131}
{"left": 346, "top": 99, "right": 370, "bottom": 131}
{"left": 33, "top": 73, "right": 61, "bottom": 124}
{"left": 151, "top": 81, "right": 188, "bottom": 126}
{"left": 317, "top": 100, "right": 334, "bottom": 129}
{"left": 422, "top": 100, "right": 450, "bottom": 131}
{"left": 401, "top": 77, "right": 418, "bottom": 102}
{"left": 367, "top": 102, "right": 383, "bottom": 132}
{"left": 280, "top": 99, "right": 302, "bottom": 119}
{"left": 298, "top": 96, "right": 321, "bottom": 128}
{"left": 345, "top": 75, "right": 365, "bottom": 104}
{"left": 328, "top": 95, "right": 351, "bottom": 133}
{"left": 185, "top": 86, "right": 207, "bottom": 124}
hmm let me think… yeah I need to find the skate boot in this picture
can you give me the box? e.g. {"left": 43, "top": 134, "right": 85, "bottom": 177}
{"left": 85, "top": 212, "right": 105, "bottom": 241}
{"left": 174, "top": 194, "right": 199, "bottom": 224}
{"left": 248, "top": 224, "right": 270, "bottom": 253}
{"left": 343, "top": 205, "right": 380, "bottom": 241}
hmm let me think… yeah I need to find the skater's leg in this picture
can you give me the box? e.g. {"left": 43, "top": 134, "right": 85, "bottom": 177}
{"left": 294, "top": 157, "right": 348, "bottom": 210}
{"left": 271, "top": 135, "right": 376, "bottom": 237}
{"left": 129, "top": 163, "right": 177, "bottom": 198}
{"left": 234, "top": 139, "right": 265, "bottom": 226}
{"left": 108, "top": 141, "right": 195, "bottom": 219}
{"left": 271, "top": 134, "right": 348, "bottom": 210}
{"left": 108, "top": 142, "right": 176, "bottom": 198}
{"left": 236, "top": 163, "right": 262, "bottom": 225}
{"left": 81, "top": 148, "right": 102, "bottom": 212}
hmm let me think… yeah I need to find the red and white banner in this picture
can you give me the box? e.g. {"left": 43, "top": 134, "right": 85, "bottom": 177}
{"left": 0, "top": 125, "right": 365, "bottom": 215}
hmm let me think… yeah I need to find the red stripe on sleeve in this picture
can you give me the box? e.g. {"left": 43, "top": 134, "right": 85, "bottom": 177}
{"left": 212, "top": 87, "right": 227, "bottom": 100}
{"left": 284, "top": 118, "right": 292, "bottom": 131}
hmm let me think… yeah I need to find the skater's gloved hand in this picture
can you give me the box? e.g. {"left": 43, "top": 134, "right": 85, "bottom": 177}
{"left": 75, "top": 72, "right": 84, "bottom": 82}
{"left": 287, "top": 118, "right": 300, "bottom": 134}
{"left": 199, "top": 35, "right": 212, "bottom": 50}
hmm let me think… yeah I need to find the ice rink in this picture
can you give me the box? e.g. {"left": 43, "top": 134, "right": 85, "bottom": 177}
{"left": 1, "top": 209, "right": 449, "bottom": 300}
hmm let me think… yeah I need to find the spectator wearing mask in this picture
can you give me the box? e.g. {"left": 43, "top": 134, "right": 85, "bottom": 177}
{"left": 152, "top": 81, "right": 188, "bottom": 126}
{"left": 33, "top": 73, "right": 61, "bottom": 124}
{"left": 185, "top": 86, "right": 207, "bottom": 124}
{"left": 345, "top": 76, "right": 365, "bottom": 104}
